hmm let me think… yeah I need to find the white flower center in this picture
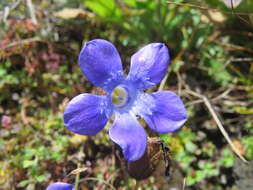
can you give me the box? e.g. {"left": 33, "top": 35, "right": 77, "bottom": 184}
{"left": 111, "top": 86, "right": 129, "bottom": 107}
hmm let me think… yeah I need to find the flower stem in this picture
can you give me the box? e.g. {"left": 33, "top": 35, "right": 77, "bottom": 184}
{"left": 74, "top": 164, "right": 80, "bottom": 190}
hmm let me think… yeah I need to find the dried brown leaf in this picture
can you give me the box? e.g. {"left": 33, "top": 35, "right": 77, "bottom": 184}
{"left": 54, "top": 8, "right": 86, "bottom": 19}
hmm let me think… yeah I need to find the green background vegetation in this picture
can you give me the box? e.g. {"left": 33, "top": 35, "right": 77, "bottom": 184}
{"left": 0, "top": 0, "right": 253, "bottom": 189}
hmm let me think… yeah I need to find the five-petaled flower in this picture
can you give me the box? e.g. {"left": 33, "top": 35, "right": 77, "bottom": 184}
{"left": 64, "top": 39, "right": 187, "bottom": 162}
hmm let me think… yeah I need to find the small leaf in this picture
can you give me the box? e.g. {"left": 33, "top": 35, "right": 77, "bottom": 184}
{"left": 35, "top": 175, "right": 46, "bottom": 182}
{"left": 18, "top": 180, "right": 30, "bottom": 187}
{"left": 125, "top": 0, "right": 136, "bottom": 7}
{"left": 23, "top": 160, "right": 34, "bottom": 168}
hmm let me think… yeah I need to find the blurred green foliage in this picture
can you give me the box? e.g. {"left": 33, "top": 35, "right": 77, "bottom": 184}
{"left": 0, "top": 0, "right": 253, "bottom": 189}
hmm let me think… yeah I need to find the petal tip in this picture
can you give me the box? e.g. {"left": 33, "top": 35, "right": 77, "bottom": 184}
{"left": 78, "top": 39, "right": 123, "bottom": 90}
{"left": 63, "top": 94, "right": 110, "bottom": 136}
{"left": 109, "top": 114, "right": 147, "bottom": 162}
{"left": 128, "top": 42, "right": 170, "bottom": 89}
{"left": 46, "top": 182, "right": 74, "bottom": 190}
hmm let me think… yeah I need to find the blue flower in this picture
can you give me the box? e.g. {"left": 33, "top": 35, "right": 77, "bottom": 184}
{"left": 64, "top": 39, "right": 187, "bottom": 162}
{"left": 46, "top": 182, "right": 74, "bottom": 190}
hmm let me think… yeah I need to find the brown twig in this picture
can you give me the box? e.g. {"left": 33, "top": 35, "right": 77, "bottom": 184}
{"left": 166, "top": 1, "right": 252, "bottom": 16}
{"left": 212, "top": 40, "right": 253, "bottom": 54}
{"left": 79, "top": 177, "right": 116, "bottom": 190}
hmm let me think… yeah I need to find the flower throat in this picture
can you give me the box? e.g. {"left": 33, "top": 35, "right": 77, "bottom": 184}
{"left": 111, "top": 86, "right": 129, "bottom": 107}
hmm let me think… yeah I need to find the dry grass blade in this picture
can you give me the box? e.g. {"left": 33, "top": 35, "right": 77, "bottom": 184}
{"left": 0, "top": 37, "right": 41, "bottom": 51}
{"left": 26, "top": 0, "right": 37, "bottom": 24}
{"left": 185, "top": 90, "right": 248, "bottom": 163}
{"left": 202, "top": 96, "right": 248, "bottom": 163}
{"left": 67, "top": 167, "right": 88, "bottom": 176}
{"left": 182, "top": 177, "right": 186, "bottom": 190}
{"left": 158, "top": 71, "right": 169, "bottom": 91}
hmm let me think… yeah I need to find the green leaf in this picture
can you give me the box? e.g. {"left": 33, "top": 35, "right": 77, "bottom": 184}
{"left": 84, "top": 0, "right": 122, "bottom": 22}
{"left": 18, "top": 180, "right": 30, "bottom": 187}
{"left": 159, "top": 134, "right": 171, "bottom": 143}
{"left": 207, "top": 60, "right": 232, "bottom": 85}
{"left": 218, "top": 148, "right": 235, "bottom": 168}
{"left": 242, "top": 136, "right": 253, "bottom": 159}
{"left": 35, "top": 175, "right": 46, "bottom": 182}
{"left": 125, "top": 0, "right": 136, "bottom": 7}
{"left": 23, "top": 160, "right": 35, "bottom": 168}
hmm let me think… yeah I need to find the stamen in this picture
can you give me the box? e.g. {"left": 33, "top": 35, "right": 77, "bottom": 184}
{"left": 111, "top": 86, "right": 129, "bottom": 107}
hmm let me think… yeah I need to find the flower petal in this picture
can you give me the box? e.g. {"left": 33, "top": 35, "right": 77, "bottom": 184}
{"left": 79, "top": 39, "right": 123, "bottom": 92}
{"left": 137, "top": 91, "right": 187, "bottom": 133}
{"left": 127, "top": 43, "right": 170, "bottom": 89}
{"left": 64, "top": 94, "right": 112, "bottom": 135}
{"left": 46, "top": 182, "right": 74, "bottom": 190}
{"left": 109, "top": 113, "right": 147, "bottom": 162}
